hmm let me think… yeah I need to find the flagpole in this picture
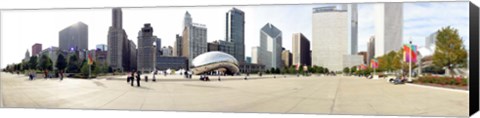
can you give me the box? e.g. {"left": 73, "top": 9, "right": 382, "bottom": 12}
{"left": 89, "top": 63, "right": 91, "bottom": 79}
{"left": 408, "top": 41, "right": 412, "bottom": 82}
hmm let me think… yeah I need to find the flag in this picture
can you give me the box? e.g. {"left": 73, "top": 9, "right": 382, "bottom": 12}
{"left": 359, "top": 64, "right": 367, "bottom": 70}
{"left": 370, "top": 59, "right": 378, "bottom": 69}
{"left": 87, "top": 53, "right": 93, "bottom": 65}
{"left": 403, "top": 44, "right": 417, "bottom": 63}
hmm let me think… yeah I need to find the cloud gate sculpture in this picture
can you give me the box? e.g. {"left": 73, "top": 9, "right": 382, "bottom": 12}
{"left": 191, "top": 51, "right": 240, "bottom": 75}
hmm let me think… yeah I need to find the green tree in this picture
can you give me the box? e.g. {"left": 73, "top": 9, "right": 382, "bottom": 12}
{"left": 80, "top": 60, "right": 89, "bottom": 77}
{"left": 28, "top": 56, "right": 38, "bottom": 70}
{"left": 67, "top": 54, "right": 79, "bottom": 73}
{"left": 270, "top": 68, "right": 275, "bottom": 74}
{"left": 350, "top": 66, "right": 357, "bottom": 74}
{"left": 38, "top": 55, "right": 53, "bottom": 71}
{"left": 433, "top": 26, "right": 468, "bottom": 76}
{"left": 56, "top": 54, "right": 67, "bottom": 72}
{"left": 343, "top": 67, "right": 350, "bottom": 74}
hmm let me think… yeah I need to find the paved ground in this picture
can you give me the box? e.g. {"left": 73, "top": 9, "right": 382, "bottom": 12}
{"left": 0, "top": 72, "right": 469, "bottom": 117}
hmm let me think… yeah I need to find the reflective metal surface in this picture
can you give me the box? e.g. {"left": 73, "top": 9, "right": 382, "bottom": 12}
{"left": 191, "top": 51, "right": 239, "bottom": 75}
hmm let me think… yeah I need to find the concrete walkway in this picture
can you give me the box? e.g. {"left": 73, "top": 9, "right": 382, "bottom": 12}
{"left": 0, "top": 72, "right": 469, "bottom": 117}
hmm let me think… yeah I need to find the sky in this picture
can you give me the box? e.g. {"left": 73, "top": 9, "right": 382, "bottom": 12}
{"left": 0, "top": 1, "right": 469, "bottom": 69}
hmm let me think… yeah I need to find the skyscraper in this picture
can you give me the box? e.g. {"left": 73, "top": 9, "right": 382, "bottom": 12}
{"left": 59, "top": 22, "right": 88, "bottom": 51}
{"left": 32, "top": 43, "right": 42, "bottom": 56}
{"left": 251, "top": 47, "right": 260, "bottom": 64}
{"left": 226, "top": 8, "right": 245, "bottom": 63}
{"left": 137, "top": 23, "right": 156, "bottom": 72}
{"left": 281, "top": 50, "right": 292, "bottom": 68}
{"left": 374, "top": 3, "right": 403, "bottom": 57}
{"left": 258, "top": 23, "right": 282, "bottom": 69}
{"left": 24, "top": 49, "right": 30, "bottom": 62}
{"left": 292, "top": 33, "right": 311, "bottom": 66}
{"left": 174, "top": 34, "right": 183, "bottom": 56}
{"left": 107, "top": 8, "right": 131, "bottom": 71}
{"left": 312, "top": 4, "right": 359, "bottom": 71}
{"left": 181, "top": 11, "right": 207, "bottom": 65}
{"left": 128, "top": 40, "right": 137, "bottom": 70}
{"left": 161, "top": 46, "right": 173, "bottom": 56}
{"left": 367, "top": 36, "right": 375, "bottom": 65}
{"left": 425, "top": 32, "right": 438, "bottom": 49}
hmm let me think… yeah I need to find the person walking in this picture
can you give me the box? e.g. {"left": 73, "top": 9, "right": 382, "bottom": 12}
{"left": 130, "top": 71, "right": 135, "bottom": 86}
{"left": 136, "top": 71, "right": 141, "bottom": 87}
{"left": 127, "top": 71, "right": 131, "bottom": 83}
{"left": 153, "top": 70, "right": 157, "bottom": 82}
{"left": 60, "top": 70, "right": 64, "bottom": 81}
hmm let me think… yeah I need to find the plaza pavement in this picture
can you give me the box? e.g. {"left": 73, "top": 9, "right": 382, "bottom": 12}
{"left": 0, "top": 72, "right": 469, "bottom": 117}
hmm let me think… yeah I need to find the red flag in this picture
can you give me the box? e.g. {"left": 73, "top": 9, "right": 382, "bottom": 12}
{"left": 88, "top": 53, "right": 93, "bottom": 65}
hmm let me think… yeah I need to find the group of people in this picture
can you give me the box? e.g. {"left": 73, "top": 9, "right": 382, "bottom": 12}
{"left": 184, "top": 70, "right": 193, "bottom": 79}
{"left": 127, "top": 70, "right": 160, "bottom": 87}
{"left": 127, "top": 69, "right": 142, "bottom": 87}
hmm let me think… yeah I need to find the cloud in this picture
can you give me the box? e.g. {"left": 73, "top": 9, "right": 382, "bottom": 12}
{"left": 402, "top": 2, "right": 469, "bottom": 48}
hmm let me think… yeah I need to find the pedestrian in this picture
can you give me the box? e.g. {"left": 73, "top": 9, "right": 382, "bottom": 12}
{"left": 127, "top": 71, "right": 131, "bottom": 83}
{"left": 136, "top": 71, "right": 141, "bottom": 87}
{"left": 130, "top": 71, "right": 135, "bottom": 86}
{"left": 184, "top": 71, "right": 188, "bottom": 78}
{"left": 153, "top": 70, "right": 157, "bottom": 82}
{"left": 60, "top": 70, "right": 64, "bottom": 81}
{"left": 145, "top": 75, "right": 148, "bottom": 82}
{"left": 29, "top": 70, "right": 33, "bottom": 80}
{"left": 44, "top": 70, "right": 48, "bottom": 79}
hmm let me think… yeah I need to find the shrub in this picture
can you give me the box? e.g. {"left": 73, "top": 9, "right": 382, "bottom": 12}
{"left": 416, "top": 76, "right": 467, "bottom": 86}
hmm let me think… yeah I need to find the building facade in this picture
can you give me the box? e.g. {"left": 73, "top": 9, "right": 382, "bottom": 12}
{"left": 155, "top": 56, "right": 188, "bottom": 70}
{"left": 181, "top": 12, "right": 208, "bottom": 66}
{"left": 357, "top": 51, "right": 368, "bottom": 64}
{"left": 161, "top": 46, "right": 173, "bottom": 56}
{"left": 107, "top": 8, "right": 131, "bottom": 71}
{"left": 312, "top": 4, "right": 358, "bottom": 71}
{"left": 128, "top": 40, "right": 137, "bottom": 70}
{"left": 137, "top": 23, "right": 156, "bottom": 72}
{"left": 425, "top": 32, "right": 438, "bottom": 49}
{"left": 207, "top": 42, "right": 219, "bottom": 52}
{"left": 258, "top": 23, "right": 282, "bottom": 70}
{"left": 367, "top": 36, "right": 375, "bottom": 65}
{"left": 292, "top": 33, "right": 311, "bottom": 66}
{"left": 226, "top": 8, "right": 245, "bottom": 63}
{"left": 251, "top": 47, "right": 260, "bottom": 64}
{"left": 174, "top": 34, "right": 183, "bottom": 57}
{"left": 374, "top": 3, "right": 403, "bottom": 57}
{"left": 281, "top": 50, "right": 292, "bottom": 68}
{"left": 59, "top": 22, "right": 88, "bottom": 51}
{"left": 23, "top": 49, "right": 30, "bottom": 62}
{"left": 32, "top": 43, "right": 42, "bottom": 56}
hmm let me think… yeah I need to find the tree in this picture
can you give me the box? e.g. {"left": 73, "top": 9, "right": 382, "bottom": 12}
{"left": 67, "top": 54, "right": 79, "bottom": 73}
{"left": 38, "top": 55, "right": 53, "bottom": 71}
{"left": 270, "top": 68, "right": 275, "bottom": 74}
{"left": 433, "top": 26, "right": 468, "bottom": 76}
{"left": 28, "top": 56, "right": 38, "bottom": 70}
{"left": 80, "top": 60, "right": 89, "bottom": 77}
{"left": 343, "top": 67, "right": 350, "bottom": 74}
{"left": 56, "top": 54, "right": 67, "bottom": 71}
{"left": 274, "top": 68, "right": 281, "bottom": 74}
{"left": 350, "top": 66, "right": 357, "bottom": 74}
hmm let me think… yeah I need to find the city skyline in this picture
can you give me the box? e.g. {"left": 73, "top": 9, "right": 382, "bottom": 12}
{"left": 1, "top": 2, "right": 469, "bottom": 68}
